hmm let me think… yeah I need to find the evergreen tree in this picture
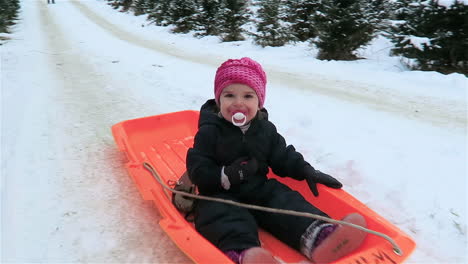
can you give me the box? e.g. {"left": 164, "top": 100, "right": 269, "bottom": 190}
{"left": 390, "top": 1, "right": 441, "bottom": 61}
{"left": 147, "top": 0, "right": 172, "bottom": 26}
{"left": 133, "top": 0, "right": 147, "bottom": 15}
{"left": 107, "top": 0, "right": 120, "bottom": 10}
{"left": 144, "top": 0, "right": 157, "bottom": 12}
{"left": 0, "top": 0, "right": 20, "bottom": 33}
{"left": 314, "top": 0, "right": 375, "bottom": 60}
{"left": 218, "top": 0, "right": 250, "bottom": 42}
{"left": 146, "top": 0, "right": 159, "bottom": 10}
{"left": 360, "top": 0, "right": 390, "bottom": 32}
{"left": 253, "top": 0, "right": 290, "bottom": 47}
{"left": 283, "top": 0, "right": 320, "bottom": 42}
{"left": 109, "top": 0, "right": 133, "bottom": 12}
{"left": 389, "top": 0, "right": 467, "bottom": 75}
{"left": 391, "top": 0, "right": 413, "bottom": 20}
{"left": 168, "top": 0, "right": 197, "bottom": 33}
{"left": 195, "top": 0, "right": 222, "bottom": 36}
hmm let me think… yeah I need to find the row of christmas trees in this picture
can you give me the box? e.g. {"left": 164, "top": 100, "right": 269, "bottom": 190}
{"left": 108, "top": 0, "right": 466, "bottom": 75}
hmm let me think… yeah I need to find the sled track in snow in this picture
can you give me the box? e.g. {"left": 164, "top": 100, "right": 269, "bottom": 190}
{"left": 71, "top": 0, "right": 466, "bottom": 131}
{"left": 29, "top": 2, "right": 192, "bottom": 263}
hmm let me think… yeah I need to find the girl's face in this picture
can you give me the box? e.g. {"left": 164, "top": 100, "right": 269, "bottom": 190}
{"left": 219, "top": 84, "right": 260, "bottom": 125}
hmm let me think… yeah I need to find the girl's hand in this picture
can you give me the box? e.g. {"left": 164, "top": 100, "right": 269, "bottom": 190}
{"left": 223, "top": 157, "right": 258, "bottom": 188}
{"left": 304, "top": 167, "right": 342, "bottom": 196}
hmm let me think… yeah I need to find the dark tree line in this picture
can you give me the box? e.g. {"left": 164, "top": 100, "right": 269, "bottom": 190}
{"left": 388, "top": 0, "right": 467, "bottom": 75}
{"left": 108, "top": 0, "right": 467, "bottom": 75}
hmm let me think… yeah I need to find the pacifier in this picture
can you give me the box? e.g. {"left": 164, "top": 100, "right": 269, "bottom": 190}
{"left": 232, "top": 112, "right": 247, "bottom": 126}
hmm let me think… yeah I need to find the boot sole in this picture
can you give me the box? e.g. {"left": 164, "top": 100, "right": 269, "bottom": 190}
{"left": 311, "top": 213, "right": 367, "bottom": 264}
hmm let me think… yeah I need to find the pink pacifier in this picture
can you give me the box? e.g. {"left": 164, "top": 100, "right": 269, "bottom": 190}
{"left": 232, "top": 112, "right": 247, "bottom": 126}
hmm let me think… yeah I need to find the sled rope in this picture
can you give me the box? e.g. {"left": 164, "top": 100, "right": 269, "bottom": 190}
{"left": 143, "top": 162, "right": 403, "bottom": 256}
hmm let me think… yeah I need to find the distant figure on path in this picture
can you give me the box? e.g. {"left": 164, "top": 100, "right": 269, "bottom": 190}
{"left": 47, "top": 0, "right": 55, "bottom": 4}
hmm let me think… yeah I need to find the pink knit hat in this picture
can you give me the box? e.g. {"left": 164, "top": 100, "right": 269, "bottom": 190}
{"left": 214, "top": 57, "right": 267, "bottom": 108}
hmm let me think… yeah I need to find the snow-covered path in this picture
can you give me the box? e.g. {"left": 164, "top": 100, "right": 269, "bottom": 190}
{"left": 2, "top": 0, "right": 466, "bottom": 263}
{"left": 2, "top": 0, "right": 190, "bottom": 262}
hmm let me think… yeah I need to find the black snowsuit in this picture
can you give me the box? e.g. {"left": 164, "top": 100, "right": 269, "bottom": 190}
{"left": 186, "top": 99, "right": 328, "bottom": 253}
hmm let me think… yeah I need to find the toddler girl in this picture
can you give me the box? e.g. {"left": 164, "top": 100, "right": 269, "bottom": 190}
{"left": 186, "top": 57, "right": 367, "bottom": 264}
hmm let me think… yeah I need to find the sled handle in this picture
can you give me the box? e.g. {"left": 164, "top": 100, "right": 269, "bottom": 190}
{"left": 143, "top": 162, "right": 403, "bottom": 256}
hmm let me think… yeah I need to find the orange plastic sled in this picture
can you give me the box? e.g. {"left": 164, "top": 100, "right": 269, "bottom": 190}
{"left": 111, "top": 110, "right": 416, "bottom": 264}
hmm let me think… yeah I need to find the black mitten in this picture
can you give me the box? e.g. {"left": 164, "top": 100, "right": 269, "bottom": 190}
{"left": 304, "top": 166, "right": 342, "bottom": 196}
{"left": 223, "top": 157, "right": 258, "bottom": 187}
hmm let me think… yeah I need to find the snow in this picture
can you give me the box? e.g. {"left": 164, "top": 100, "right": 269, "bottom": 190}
{"left": 408, "top": 36, "right": 431, "bottom": 51}
{"left": 437, "top": 0, "right": 468, "bottom": 8}
{"left": 1, "top": 0, "right": 467, "bottom": 263}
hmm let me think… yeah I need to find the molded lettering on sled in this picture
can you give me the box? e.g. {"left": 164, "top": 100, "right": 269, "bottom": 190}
{"left": 111, "top": 110, "right": 416, "bottom": 264}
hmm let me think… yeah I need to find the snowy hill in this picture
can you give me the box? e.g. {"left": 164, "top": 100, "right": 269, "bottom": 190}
{"left": 1, "top": 0, "right": 466, "bottom": 263}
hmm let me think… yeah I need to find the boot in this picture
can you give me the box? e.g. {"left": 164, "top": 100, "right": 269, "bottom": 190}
{"left": 241, "top": 247, "right": 280, "bottom": 264}
{"left": 310, "top": 213, "right": 367, "bottom": 263}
